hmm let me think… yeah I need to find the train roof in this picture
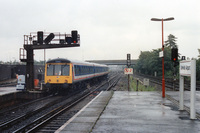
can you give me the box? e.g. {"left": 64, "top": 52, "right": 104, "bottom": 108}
{"left": 47, "top": 58, "right": 71, "bottom": 63}
{"left": 46, "top": 58, "right": 108, "bottom": 67}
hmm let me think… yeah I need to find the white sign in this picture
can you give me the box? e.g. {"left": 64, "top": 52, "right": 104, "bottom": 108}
{"left": 143, "top": 78, "right": 149, "bottom": 86}
{"left": 179, "top": 60, "right": 196, "bottom": 119}
{"left": 124, "top": 68, "right": 133, "bottom": 74}
{"left": 159, "top": 51, "right": 164, "bottom": 58}
{"left": 180, "top": 60, "right": 191, "bottom": 76}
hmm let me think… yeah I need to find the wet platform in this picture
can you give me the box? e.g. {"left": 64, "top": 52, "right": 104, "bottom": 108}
{"left": 167, "top": 91, "right": 200, "bottom": 115}
{"left": 0, "top": 87, "right": 18, "bottom": 96}
{"left": 0, "top": 79, "right": 18, "bottom": 96}
{"left": 56, "top": 91, "right": 200, "bottom": 133}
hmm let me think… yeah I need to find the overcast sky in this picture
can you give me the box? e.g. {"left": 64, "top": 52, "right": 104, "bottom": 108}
{"left": 0, "top": 0, "right": 199, "bottom": 62}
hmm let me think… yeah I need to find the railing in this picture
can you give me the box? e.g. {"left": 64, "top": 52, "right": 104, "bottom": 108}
{"left": 19, "top": 48, "right": 26, "bottom": 61}
{"left": 24, "top": 32, "right": 80, "bottom": 45}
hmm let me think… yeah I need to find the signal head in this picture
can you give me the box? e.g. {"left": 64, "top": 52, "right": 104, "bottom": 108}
{"left": 71, "top": 30, "right": 78, "bottom": 44}
{"left": 171, "top": 48, "right": 178, "bottom": 62}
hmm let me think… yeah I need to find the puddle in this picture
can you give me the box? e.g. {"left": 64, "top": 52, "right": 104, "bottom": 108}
{"left": 179, "top": 116, "right": 190, "bottom": 120}
{"left": 162, "top": 103, "right": 179, "bottom": 111}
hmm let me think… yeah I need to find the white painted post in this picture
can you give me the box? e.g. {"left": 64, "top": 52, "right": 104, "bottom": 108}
{"left": 190, "top": 60, "right": 196, "bottom": 119}
{"left": 179, "top": 75, "right": 184, "bottom": 110}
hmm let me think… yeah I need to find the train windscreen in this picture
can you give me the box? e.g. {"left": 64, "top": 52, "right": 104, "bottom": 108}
{"left": 47, "top": 64, "right": 70, "bottom": 76}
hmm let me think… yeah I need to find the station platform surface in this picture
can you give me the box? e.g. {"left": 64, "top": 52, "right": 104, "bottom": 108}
{"left": 56, "top": 91, "right": 200, "bottom": 133}
{"left": 166, "top": 91, "right": 200, "bottom": 115}
{"left": 0, "top": 87, "right": 18, "bottom": 96}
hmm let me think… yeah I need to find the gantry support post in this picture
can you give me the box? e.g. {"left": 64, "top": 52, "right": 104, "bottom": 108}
{"left": 25, "top": 48, "right": 34, "bottom": 91}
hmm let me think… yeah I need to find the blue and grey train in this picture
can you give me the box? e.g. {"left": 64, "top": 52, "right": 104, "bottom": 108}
{"left": 45, "top": 58, "right": 109, "bottom": 89}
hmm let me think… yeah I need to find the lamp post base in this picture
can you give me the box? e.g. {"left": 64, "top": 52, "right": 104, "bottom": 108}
{"left": 162, "top": 79, "right": 165, "bottom": 98}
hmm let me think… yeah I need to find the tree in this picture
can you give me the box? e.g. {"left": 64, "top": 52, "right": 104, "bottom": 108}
{"left": 135, "top": 34, "right": 179, "bottom": 78}
{"left": 135, "top": 47, "right": 174, "bottom": 77}
{"left": 165, "top": 34, "right": 177, "bottom": 48}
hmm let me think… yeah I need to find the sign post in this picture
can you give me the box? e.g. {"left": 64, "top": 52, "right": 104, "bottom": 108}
{"left": 124, "top": 68, "right": 133, "bottom": 75}
{"left": 124, "top": 68, "right": 133, "bottom": 91}
{"left": 179, "top": 60, "right": 196, "bottom": 119}
{"left": 126, "top": 54, "right": 131, "bottom": 91}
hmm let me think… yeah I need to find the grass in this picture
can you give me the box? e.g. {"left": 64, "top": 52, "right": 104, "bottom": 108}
{"left": 129, "top": 77, "right": 155, "bottom": 91}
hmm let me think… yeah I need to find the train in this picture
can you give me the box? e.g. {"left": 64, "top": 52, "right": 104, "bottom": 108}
{"left": 44, "top": 58, "right": 109, "bottom": 90}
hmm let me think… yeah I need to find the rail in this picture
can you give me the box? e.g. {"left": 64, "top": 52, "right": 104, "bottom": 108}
{"left": 0, "top": 73, "right": 120, "bottom": 132}
{"left": 13, "top": 80, "right": 108, "bottom": 132}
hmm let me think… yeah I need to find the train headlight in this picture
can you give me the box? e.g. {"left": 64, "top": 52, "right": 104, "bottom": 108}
{"left": 65, "top": 79, "right": 68, "bottom": 83}
{"left": 48, "top": 79, "right": 51, "bottom": 82}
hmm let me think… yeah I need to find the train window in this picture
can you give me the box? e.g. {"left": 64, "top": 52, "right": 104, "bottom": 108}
{"left": 77, "top": 66, "right": 80, "bottom": 75}
{"left": 74, "top": 65, "right": 77, "bottom": 75}
{"left": 74, "top": 65, "right": 80, "bottom": 76}
{"left": 47, "top": 65, "right": 54, "bottom": 76}
{"left": 54, "top": 65, "right": 61, "bottom": 75}
{"left": 62, "top": 65, "right": 70, "bottom": 76}
{"left": 86, "top": 66, "right": 88, "bottom": 74}
{"left": 81, "top": 66, "right": 84, "bottom": 75}
{"left": 78, "top": 66, "right": 80, "bottom": 75}
{"left": 47, "top": 64, "right": 70, "bottom": 76}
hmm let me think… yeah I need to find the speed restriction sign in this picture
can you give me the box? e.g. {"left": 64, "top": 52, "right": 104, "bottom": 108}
{"left": 124, "top": 68, "right": 133, "bottom": 74}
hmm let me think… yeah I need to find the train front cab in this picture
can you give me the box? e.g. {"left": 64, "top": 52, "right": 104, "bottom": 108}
{"left": 44, "top": 62, "right": 73, "bottom": 90}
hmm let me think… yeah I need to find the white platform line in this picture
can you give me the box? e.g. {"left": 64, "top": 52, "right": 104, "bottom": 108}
{"left": 55, "top": 91, "right": 103, "bottom": 133}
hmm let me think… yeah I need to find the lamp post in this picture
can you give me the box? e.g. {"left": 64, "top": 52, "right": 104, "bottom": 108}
{"left": 151, "top": 17, "right": 174, "bottom": 98}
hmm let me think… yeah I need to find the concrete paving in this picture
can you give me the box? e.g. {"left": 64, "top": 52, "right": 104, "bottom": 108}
{"left": 166, "top": 91, "right": 200, "bottom": 115}
{"left": 0, "top": 87, "right": 18, "bottom": 96}
{"left": 92, "top": 91, "right": 200, "bottom": 133}
{"left": 56, "top": 91, "right": 113, "bottom": 133}
{"left": 57, "top": 91, "right": 200, "bottom": 133}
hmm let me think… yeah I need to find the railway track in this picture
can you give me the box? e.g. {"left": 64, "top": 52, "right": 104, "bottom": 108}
{"left": 0, "top": 73, "right": 121, "bottom": 133}
{"left": 107, "top": 74, "right": 121, "bottom": 91}
{"left": 0, "top": 94, "right": 68, "bottom": 132}
{"left": 134, "top": 74, "right": 200, "bottom": 91}
{"left": 0, "top": 94, "right": 54, "bottom": 116}
{"left": 0, "top": 85, "right": 93, "bottom": 132}
{"left": 35, "top": 74, "right": 121, "bottom": 133}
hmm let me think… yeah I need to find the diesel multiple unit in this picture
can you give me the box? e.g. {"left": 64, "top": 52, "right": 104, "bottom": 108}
{"left": 45, "top": 58, "right": 109, "bottom": 89}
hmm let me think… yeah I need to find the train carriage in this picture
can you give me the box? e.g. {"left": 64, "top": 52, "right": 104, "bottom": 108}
{"left": 45, "top": 58, "right": 108, "bottom": 90}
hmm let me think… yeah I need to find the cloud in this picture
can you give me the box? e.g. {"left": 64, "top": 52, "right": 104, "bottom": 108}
{"left": 0, "top": 0, "right": 199, "bottom": 62}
